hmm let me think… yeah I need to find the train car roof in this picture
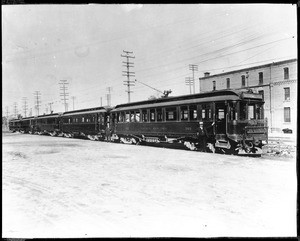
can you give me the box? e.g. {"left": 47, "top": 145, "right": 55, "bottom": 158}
{"left": 35, "top": 113, "right": 60, "bottom": 119}
{"left": 112, "top": 89, "right": 262, "bottom": 112}
{"left": 62, "top": 106, "right": 111, "bottom": 117}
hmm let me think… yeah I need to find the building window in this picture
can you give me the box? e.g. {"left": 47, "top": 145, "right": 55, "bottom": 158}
{"left": 259, "top": 72, "right": 263, "bottom": 85}
{"left": 226, "top": 78, "right": 230, "bottom": 89}
{"left": 258, "top": 90, "right": 264, "bottom": 101}
{"left": 213, "top": 81, "right": 216, "bottom": 91}
{"left": 284, "top": 87, "right": 290, "bottom": 101}
{"left": 241, "top": 75, "right": 245, "bottom": 87}
{"left": 284, "top": 107, "right": 291, "bottom": 122}
{"left": 284, "top": 67, "right": 289, "bottom": 80}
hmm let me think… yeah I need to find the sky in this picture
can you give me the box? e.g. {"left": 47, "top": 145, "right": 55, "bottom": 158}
{"left": 2, "top": 4, "right": 297, "bottom": 117}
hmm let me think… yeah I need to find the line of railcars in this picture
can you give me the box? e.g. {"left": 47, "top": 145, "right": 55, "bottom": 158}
{"left": 8, "top": 90, "right": 268, "bottom": 155}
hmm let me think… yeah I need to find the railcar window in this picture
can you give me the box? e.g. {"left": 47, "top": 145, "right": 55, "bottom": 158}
{"left": 121, "top": 112, "right": 125, "bottom": 122}
{"left": 217, "top": 109, "right": 225, "bottom": 120}
{"left": 130, "top": 112, "right": 135, "bottom": 122}
{"left": 135, "top": 112, "right": 140, "bottom": 122}
{"left": 68, "top": 118, "right": 71, "bottom": 124}
{"left": 248, "top": 104, "right": 255, "bottom": 120}
{"left": 125, "top": 113, "right": 130, "bottom": 123}
{"left": 201, "top": 104, "right": 211, "bottom": 120}
{"left": 166, "top": 107, "right": 177, "bottom": 121}
{"left": 150, "top": 109, "right": 155, "bottom": 122}
{"left": 239, "top": 102, "right": 247, "bottom": 120}
{"left": 180, "top": 106, "right": 188, "bottom": 121}
{"left": 142, "top": 110, "right": 148, "bottom": 122}
{"left": 189, "top": 105, "right": 197, "bottom": 121}
{"left": 157, "top": 108, "right": 163, "bottom": 122}
{"left": 82, "top": 117, "right": 85, "bottom": 122}
{"left": 256, "top": 104, "right": 264, "bottom": 119}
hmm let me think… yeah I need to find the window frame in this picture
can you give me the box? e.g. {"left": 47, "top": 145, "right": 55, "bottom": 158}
{"left": 284, "top": 107, "right": 291, "bottom": 122}
{"left": 284, "top": 87, "right": 290, "bottom": 101}
{"left": 284, "top": 67, "right": 289, "bottom": 80}
{"left": 241, "top": 75, "right": 246, "bottom": 87}
{"left": 226, "top": 78, "right": 230, "bottom": 89}
{"left": 259, "top": 72, "right": 263, "bottom": 85}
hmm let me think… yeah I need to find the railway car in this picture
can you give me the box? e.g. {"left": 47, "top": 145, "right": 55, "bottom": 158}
{"left": 30, "top": 113, "right": 60, "bottom": 135}
{"left": 19, "top": 116, "right": 34, "bottom": 133}
{"left": 8, "top": 118, "right": 21, "bottom": 132}
{"left": 110, "top": 89, "right": 268, "bottom": 155}
{"left": 60, "top": 106, "right": 111, "bottom": 140}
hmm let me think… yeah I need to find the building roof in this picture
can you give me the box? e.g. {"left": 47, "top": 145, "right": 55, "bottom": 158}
{"left": 199, "top": 58, "right": 297, "bottom": 80}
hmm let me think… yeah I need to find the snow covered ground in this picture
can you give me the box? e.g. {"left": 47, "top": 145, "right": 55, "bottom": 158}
{"left": 2, "top": 132, "right": 297, "bottom": 238}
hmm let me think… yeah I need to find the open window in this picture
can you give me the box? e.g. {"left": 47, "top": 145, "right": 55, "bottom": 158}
{"left": 180, "top": 106, "right": 188, "bottom": 121}
{"left": 156, "top": 108, "right": 163, "bottom": 122}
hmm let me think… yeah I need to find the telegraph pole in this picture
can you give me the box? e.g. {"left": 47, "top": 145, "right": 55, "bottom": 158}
{"left": 22, "top": 97, "right": 28, "bottom": 117}
{"left": 106, "top": 87, "right": 113, "bottom": 106}
{"left": 185, "top": 77, "right": 194, "bottom": 94}
{"left": 100, "top": 97, "right": 103, "bottom": 107}
{"left": 189, "top": 64, "right": 198, "bottom": 94}
{"left": 71, "top": 96, "right": 76, "bottom": 110}
{"left": 6, "top": 106, "right": 9, "bottom": 119}
{"left": 34, "top": 91, "right": 41, "bottom": 116}
{"left": 59, "top": 80, "right": 69, "bottom": 112}
{"left": 13, "top": 102, "right": 18, "bottom": 118}
{"left": 121, "top": 50, "right": 135, "bottom": 103}
{"left": 48, "top": 102, "right": 53, "bottom": 113}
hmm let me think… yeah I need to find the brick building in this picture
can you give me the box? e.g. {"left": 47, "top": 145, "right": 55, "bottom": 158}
{"left": 199, "top": 58, "right": 297, "bottom": 134}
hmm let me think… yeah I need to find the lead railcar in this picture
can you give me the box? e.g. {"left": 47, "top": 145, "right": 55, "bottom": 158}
{"left": 110, "top": 90, "right": 268, "bottom": 155}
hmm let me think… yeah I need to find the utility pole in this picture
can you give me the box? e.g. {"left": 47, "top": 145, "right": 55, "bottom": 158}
{"left": 189, "top": 64, "right": 198, "bottom": 94}
{"left": 34, "top": 91, "right": 41, "bottom": 116}
{"left": 106, "top": 87, "right": 113, "bottom": 106}
{"left": 71, "top": 96, "right": 76, "bottom": 110}
{"left": 13, "top": 102, "right": 18, "bottom": 118}
{"left": 185, "top": 77, "right": 194, "bottom": 94}
{"left": 121, "top": 50, "right": 135, "bottom": 103}
{"left": 22, "top": 97, "right": 28, "bottom": 117}
{"left": 59, "top": 80, "right": 69, "bottom": 112}
{"left": 48, "top": 102, "right": 53, "bottom": 113}
{"left": 5, "top": 106, "right": 9, "bottom": 119}
{"left": 100, "top": 97, "right": 103, "bottom": 107}
{"left": 29, "top": 108, "right": 32, "bottom": 117}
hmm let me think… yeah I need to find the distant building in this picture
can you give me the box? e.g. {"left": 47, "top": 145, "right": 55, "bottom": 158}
{"left": 199, "top": 58, "right": 297, "bottom": 134}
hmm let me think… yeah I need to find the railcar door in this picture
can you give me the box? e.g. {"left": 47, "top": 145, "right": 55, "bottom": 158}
{"left": 215, "top": 102, "right": 227, "bottom": 134}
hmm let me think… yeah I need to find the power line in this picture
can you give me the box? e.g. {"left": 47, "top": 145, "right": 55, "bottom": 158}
{"left": 121, "top": 50, "right": 135, "bottom": 103}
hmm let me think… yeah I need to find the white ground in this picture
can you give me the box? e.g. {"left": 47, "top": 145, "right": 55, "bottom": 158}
{"left": 2, "top": 132, "right": 297, "bottom": 238}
